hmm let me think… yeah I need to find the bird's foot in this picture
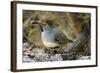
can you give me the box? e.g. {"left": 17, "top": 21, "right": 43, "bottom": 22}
{"left": 48, "top": 48, "right": 64, "bottom": 55}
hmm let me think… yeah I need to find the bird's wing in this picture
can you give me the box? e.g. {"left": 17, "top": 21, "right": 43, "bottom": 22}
{"left": 55, "top": 32, "right": 67, "bottom": 45}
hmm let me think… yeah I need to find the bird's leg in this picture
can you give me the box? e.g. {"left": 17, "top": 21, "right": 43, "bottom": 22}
{"left": 49, "top": 48, "right": 56, "bottom": 55}
{"left": 45, "top": 47, "right": 59, "bottom": 55}
{"left": 53, "top": 47, "right": 64, "bottom": 54}
{"left": 44, "top": 47, "right": 64, "bottom": 55}
{"left": 44, "top": 48, "right": 55, "bottom": 55}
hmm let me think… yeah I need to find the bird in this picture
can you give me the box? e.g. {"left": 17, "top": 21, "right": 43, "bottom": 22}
{"left": 32, "top": 21, "right": 73, "bottom": 50}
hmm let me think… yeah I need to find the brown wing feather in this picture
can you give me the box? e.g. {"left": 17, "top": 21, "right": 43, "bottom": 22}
{"left": 55, "top": 32, "right": 67, "bottom": 45}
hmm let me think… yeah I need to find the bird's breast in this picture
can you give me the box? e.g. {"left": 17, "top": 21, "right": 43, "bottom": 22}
{"left": 42, "top": 41, "right": 59, "bottom": 48}
{"left": 41, "top": 31, "right": 58, "bottom": 48}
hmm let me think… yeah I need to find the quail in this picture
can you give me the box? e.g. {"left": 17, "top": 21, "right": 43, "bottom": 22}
{"left": 32, "top": 21, "right": 73, "bottom": 49}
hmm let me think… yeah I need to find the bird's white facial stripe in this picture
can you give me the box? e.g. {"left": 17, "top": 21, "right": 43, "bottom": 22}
{"left": 42, "top": 41, "right": 58, "bottom": 48}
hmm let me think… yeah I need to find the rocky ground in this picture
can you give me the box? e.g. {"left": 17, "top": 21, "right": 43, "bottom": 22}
{"left": 22, "top": 42, "right": 90, "bottom": 63}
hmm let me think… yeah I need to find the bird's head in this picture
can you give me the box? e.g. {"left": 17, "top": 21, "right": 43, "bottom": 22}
{"left": 32, "top": 21, "right": 50, "bottom": 32}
